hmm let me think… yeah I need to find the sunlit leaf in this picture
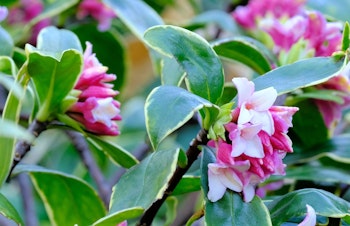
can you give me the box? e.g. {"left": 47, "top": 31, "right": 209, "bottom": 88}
{"left": 145, "top": 85, "right": 219, "bottom": 149}
{"left": 213, "top": 37, "right": 273, "bottom": 74}
{"left": 172, "top": 175, "right": 201, "bottom": 195}
{"left": 253, "top": 57, "right": 344, "bottom": 94}
{"left": 14, "top": 165, "right": 106, "bottom": 226}
{"left": 144, "top": 25, "right": 224, "bottom": 104}
{"left": 95, "top": 148, "right": 179, "bottom": 225}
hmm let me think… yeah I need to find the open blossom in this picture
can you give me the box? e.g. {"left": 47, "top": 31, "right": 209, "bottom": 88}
{"left": 7, "top": 0, "right": 51, "bottom": 44}
{"left": 77, "top": 0, "right": 116, "bottom": 31}
{"left": 207, "top": 78, "right": 298, "bottom": 202}
{"left": 68, "top": 42, "right": 121, "bottom": 136}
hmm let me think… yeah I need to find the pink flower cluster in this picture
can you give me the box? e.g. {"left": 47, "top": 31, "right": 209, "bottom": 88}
{"left": 233, "top": 0, "right": 342, "bottom": 56}
{"left": 7, "top": 0, "right": 51, "bottom": 44}
{"left": 207, "top": 78, "right": 298, "bottom": 202}
{"left": 77, "top": 0, "right": 116, "bottom": 31}
{"left": 68, "top": 42, "right": 121, "bottom": 136}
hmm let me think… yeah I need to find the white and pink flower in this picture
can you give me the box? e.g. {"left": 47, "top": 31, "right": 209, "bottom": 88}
{"left": 207, "top": 78, "right": 298, "bottom": 202}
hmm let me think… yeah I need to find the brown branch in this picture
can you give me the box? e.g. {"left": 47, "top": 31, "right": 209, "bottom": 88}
{"left": 18, "top": 173, "right": 38, "bottom": 226}
{"left": 137, "top": 129, "right": 209, "bottom": 226}
{"left": 65, "top": 130, "right": 110, "bottom": 207}
{"left": 7, "top": 119, "right": 48, "bottom": 181}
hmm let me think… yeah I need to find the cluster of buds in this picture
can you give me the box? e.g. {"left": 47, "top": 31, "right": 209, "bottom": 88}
{"left": 207, "top": 78, "right": 298, "bottom": 202}
{"left": 233, "top": 0, "right": 342, "bottom": 57}
{"left": 67, "top": 42, "right": 121, "bottom": 136}
{"left": 77, "top": 0, "right": 116, "bottom": 31}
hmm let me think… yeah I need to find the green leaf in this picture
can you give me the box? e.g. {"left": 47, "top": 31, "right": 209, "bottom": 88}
{"left": 144, "top": 25, "right": 224, "bottom": 104}
{"left": 145, "top": 85, "right": 219, "bottom": 149}
{"left": 0, "top": 56, "right": 17, "bottom": 76}
{"left": 285, "top": 134, "right": 350, "bottom": 165}
{"left": 342, "top": 22, "right": 350, "bottom": 51}
{"left": 291, "top": 99, "right": 328, "bottom": 148}
{"left": 95, "top": 148, "right": 179, "bottom": 225}
{"left": 87, "top": 135, "right": 139, "bottom": 169}
{"left": 0, "top": 68, "right": 30, "bottom": 187}
{"left": 200, "top": 147, "right": 272, "bottom": 226}
{"left": 253, "top": 57, "right": 344, "bottom": 94}
{"left": 0, "top": 193, "right": 24, "bottom": 226}
{"left": 281, "top": 165, "right": 350, "bottom": 185}
{"left": 267, "top": 188, "right": 350, "bottom": 225}
{"left": 173, "top": 175, "right": 201, "bottom": 195}
{"left": 287, "top": 89, "right": 345, "bottom": 104}
{"left": 30, "top": 26, "right": 83, "bottom": 59}
{"left": 0, "top": 119, "right": 35, "bottom": 142}
{"left": 213, "top": 37, "right": 273, "bottom": 74}
{"left": 71, "top": 23, "right": 126, "bottom": 91}
{"left": 93, "top": 208, "right": 143, "bottom": 226}
{"left": 27, "top": 49, "right": 82, "bottom": 121}
{"left": 14, "top": 165, "right": 106, "bottom": 226}
{"left": 164, "top": 197, "right": 178, "bottom": 226}
{"left": 160, "top": 56, "right": 186, "bottom": 86}
{"left": 0, "top": 26, "right": 14, "bottom": 56}
{"left": 103, "top": 0, "right": 164, "bottom": 40}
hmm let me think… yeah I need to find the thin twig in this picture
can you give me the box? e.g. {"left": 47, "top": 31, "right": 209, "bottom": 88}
{"left": 7, "top": 119, "right": 48, "bottom": 181}
{"left": 65, "top": 130, "right": 110, "bottom": 207}
{"left": 137, "top": 129, "right": 209, "bottom": 226}
{"left": 18, "top": 173, "right": 38, "bottom": 226}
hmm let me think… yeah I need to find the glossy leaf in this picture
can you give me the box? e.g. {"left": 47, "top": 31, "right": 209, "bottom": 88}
{"left": 285, "top": 134, "right": 350, "bottom": 165}
{"left": 144, "top": 25, "right": 224, "bottom": 104}
{"left": 0, "top": 193, "right": 24, "bottom": 225}
{"left": 267, "top": 188, "right": 350, "bottom": 225}
{"left": 0, "top": 56, "right": 17, "bottom": 76}
{"left": 27, "top": 50, "right": 82, "bottom": 121}
{"left": 0, "top": 26, "right": 13, "bottom": 56}
{"left": 160, "top": 56, "right": 185, "bottom": 86}
{"left": 213, "top": 37, "right": 273, "bottom": 74}
{"left": 145, "top": 85, "right": 219, "bottom": 149}
{"left": 14, "top": 165, "right": 106, "bottom": 226}
{"left": 87, "top": 135, "right": 139, "bottom": 169}
{"left": 253, "top": 57, "right": 344, "bottom": 94}
{"left": 96, "top": 148, "right": 179, "bottom": 225}
{"left": 281, "top": 165, "right": 350, "bottom": 185}
{"left": 103, "top": 0, "right": 164, "bottom": 40}
{"left": 172, "top": 175, "right": 201, "bottom": 195}
{"left": 71, "top": 23, "right": 126, "bottom": 90}
{"left": 201, "top": 147, "right": 272, "bottom": 226}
